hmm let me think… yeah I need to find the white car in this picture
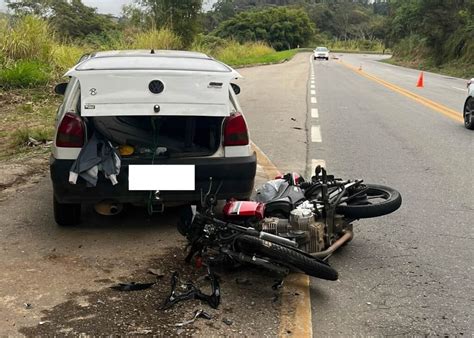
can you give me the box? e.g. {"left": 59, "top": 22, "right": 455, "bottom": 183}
{"left": 50, "top": 50, "right": 256, "bottom": 225}
{"left": 313, "top": 47, "right": 330, "bottom": 61}
{"left": 464, "top": 78, "right": 474, "bottom": 129}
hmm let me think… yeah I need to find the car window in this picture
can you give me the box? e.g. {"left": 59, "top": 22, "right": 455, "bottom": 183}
{"left": 63, "top": 78, "right": 81, "bottom": 114}
{"left": 229, "top": 91, "right": 239, "bottom": 113}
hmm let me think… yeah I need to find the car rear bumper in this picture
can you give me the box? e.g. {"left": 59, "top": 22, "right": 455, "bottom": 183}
{"left": 50, "top": 153, "right": 257, "bottom": 205}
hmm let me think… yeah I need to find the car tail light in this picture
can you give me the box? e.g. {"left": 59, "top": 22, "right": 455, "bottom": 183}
{"left": 224, "top": 112, "right": 249, "bottom": 146}
{"left": 56, "top": 112, "right": 85, "bottom": 148}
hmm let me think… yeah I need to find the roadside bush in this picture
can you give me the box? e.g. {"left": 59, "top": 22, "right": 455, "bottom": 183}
{"left": 192, "top": 34, "right": 229, "bottom": 55}
{"left": 131, "top": 28, "right": 183, "bottom": 50}
{"left": 0, "top": 15, "right": 53, "bottom": 62}
{"left": 50, "top": 44, "right": 86, "bottom": 74}
{"left": 325, "top": 39, "right": 385, "bottom": 52}
{"left": 215, "top": 41, "right": 275, "bottom": 65}
{"left": 0, "top": 60, "right": 51, "bottom": 89}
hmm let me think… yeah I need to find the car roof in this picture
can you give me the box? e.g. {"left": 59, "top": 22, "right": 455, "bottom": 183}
{"left": 73, "top": 49, "right": 234, "bottom": 73}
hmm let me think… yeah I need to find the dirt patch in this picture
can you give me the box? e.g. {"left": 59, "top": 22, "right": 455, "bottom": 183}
{"left": 19, "top": 247, "right": 281, "bottom": 336}
{"left": 0, "top": 87, "right": 59, "bottom": 160}
{"left": 0, "top": 154, "right": 49, "bottom": 202}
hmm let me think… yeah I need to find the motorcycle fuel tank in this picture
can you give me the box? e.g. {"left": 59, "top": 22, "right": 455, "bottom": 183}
{"left": 223, "top": 200, "right": 265, "bottom": 220}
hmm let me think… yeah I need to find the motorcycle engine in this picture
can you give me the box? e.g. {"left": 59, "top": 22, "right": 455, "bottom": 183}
{"left": 261, "top": 205, "right": 326, "bottom": 253}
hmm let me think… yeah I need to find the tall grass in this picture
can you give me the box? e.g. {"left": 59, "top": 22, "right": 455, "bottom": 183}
{"left": 50, "top": 44, "right": 86, "bottom": 74}
{"left": 0, "top": 16, "right": 53, "bottom": 62}
{"left": 0, "top": 16, "right": 289, "bottom": 88}
{"left": 131, "top": 28, "right": 183, "bottom": 50}
{"left": 215, "top": 41, "right": 275, "bottom": 65}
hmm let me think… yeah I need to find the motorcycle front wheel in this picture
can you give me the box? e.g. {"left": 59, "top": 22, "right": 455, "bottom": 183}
{"left": 236, "top": 235, "right": 339, "bottom": 281}
{"left": 336, "top": 184, "right": 402, "bottom": 219}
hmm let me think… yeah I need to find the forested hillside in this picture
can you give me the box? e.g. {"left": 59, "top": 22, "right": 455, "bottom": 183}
{"left": 386, "top": 0, "right": 473, "bottom": 77}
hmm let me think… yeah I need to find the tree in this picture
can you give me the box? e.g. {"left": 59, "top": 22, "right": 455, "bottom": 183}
{"left": 138, "top": 0, "right": 203, "bottom": 47}
{"left": 6, "top": 0, "right": 116, "bottom": 40}
{"left": 214, "top": 6, "right": 314, "bottom": 50}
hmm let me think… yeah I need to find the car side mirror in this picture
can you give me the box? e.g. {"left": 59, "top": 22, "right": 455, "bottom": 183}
{"left": 54, "top": 82, "right": 68, "bottom": 95}
{"left": 231, "top": 83, "right": 241, "bottom": 95}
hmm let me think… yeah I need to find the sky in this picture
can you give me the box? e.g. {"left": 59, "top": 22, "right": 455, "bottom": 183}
{"left": 0, "top": 0, "right": 217, "bottom": 16}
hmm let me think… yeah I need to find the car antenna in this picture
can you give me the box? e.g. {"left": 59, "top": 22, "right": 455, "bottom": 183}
{"left": 151, "top": 49, "right": 155, "bottom": 54}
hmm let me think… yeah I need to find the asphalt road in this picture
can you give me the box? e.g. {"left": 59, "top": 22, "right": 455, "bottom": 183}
{"left": 239, "top": 53, "right": 473, "bottom": 335}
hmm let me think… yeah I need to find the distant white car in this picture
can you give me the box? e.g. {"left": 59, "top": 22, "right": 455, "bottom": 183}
{"left": 313, "top": 47, "right": 330, "bottom": 61}
{"left": 464, "top": 78, "right": 474, "bottom": 129}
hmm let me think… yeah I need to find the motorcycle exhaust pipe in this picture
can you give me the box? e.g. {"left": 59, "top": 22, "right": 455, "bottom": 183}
{"left": 94, "top": 200, "right": 124, "bottom": 216}
{"left": 311, "top": 230, "right": 353, "bottom": 259}
{"left": 259, "top": 232, "right": 298, "bottom": 248}
{"left": 223, "top": 249, "right": 290, "bottom": 275}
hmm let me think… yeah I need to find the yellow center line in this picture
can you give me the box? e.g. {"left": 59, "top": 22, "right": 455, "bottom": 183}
{"left": 250, "top": 141, "right": 313, "bottom": 338}
{"left": 339, "top": 60, "right": 464, "bottom": 123}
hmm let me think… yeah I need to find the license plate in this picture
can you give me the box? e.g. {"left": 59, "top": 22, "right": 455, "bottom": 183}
{"left": 129, "top": 165, "right": 195, "bottom": 191}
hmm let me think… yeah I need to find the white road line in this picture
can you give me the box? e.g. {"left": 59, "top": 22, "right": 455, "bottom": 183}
{"left": 311, "top": 159, "right": 326, "bottom": 175}
{"left": 311, "top": 84, "right": 315, "bottom": 89}
{"left": 311, "top": 126, "right": 322, "bottom": 143}
{"left": 311, "top": 90, "right": 316, "bottom": 95}
{"left": 311, "top": 108, "right": 319, "bottom": 118}
{"left": 311, "top": 97, "right": 317, "bottom": 104}
{"left": 452, "top": 86, "right": 467, "bottom": 92}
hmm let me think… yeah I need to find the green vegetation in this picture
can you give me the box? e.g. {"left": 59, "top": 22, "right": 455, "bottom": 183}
{"left": 214, "top": 7, "right": 314, "bottom": 51}
{"left": 0, "top": 60, "right": 51, "bottom": 88}
{"left": 386, "top": 0, "right": 473, "bottom": 78}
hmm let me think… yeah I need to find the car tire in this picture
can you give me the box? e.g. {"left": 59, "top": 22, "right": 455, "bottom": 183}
{"left": 463, "top": 97, "right": 474, "bottom": 130}
{"left": 53, "top": 197, "right": 81, "bottom": 226}
{"left": 326, "top": 57, "right": 329, "bottom": 61}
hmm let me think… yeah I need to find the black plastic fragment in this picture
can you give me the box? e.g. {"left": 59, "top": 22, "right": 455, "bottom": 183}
{"left": 110, "top": 282, "right": 155, "bottom": 291}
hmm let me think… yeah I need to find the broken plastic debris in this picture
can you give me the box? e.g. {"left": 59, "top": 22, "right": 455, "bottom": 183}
{"left": 147, "top": 268, "right": 165, "bottom": 277}
{"left": 175, "top": 309, "right": 212, "bottom": 327}
{"left": 110, "top": 282, "right": 155, "bottom": 291}
{"left": 162, "top": 271, "right": 220, "bottom": 309}
{"left": 272, "top": 279, "right": 284, "bottom": 290}
{"left": 222, "top": 318, "right": 233, "bottom": 326}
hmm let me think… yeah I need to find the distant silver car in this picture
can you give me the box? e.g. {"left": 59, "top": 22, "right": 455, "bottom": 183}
{"left": 313, "top": 47, "right": 330, "bottom": 61}
{"left": 464, "top": 78, "right": 474, "bottom": 129}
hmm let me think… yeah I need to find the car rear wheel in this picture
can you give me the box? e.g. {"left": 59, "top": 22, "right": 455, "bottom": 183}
{"left": 53, "top": 197, "right": 81, "bottom": 226}
{"left": 464, "top": 97, "right": 474, "bottom": 130}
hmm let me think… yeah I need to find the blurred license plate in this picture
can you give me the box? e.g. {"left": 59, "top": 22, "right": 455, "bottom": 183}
{"left": 129, "top": 165, "right": 195, "bottom": 191}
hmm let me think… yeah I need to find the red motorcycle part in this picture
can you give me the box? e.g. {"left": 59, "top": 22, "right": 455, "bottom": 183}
{"left": 223, "top": 201, "right": 265, "bottom": 220}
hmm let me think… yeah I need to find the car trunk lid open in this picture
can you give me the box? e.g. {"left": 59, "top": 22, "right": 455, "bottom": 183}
{"left": 66, "top": 69, "right": 241, "bottom": 117}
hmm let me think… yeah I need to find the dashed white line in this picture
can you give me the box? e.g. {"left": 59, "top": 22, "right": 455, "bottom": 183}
{"left": 311, "top": 126, "right": 322, "bottom": 143}
{"left": 311, "top": 90, "right": 316, "bottom": 95}
{"left": 452, "top": 86, "right": 466, "bottom": 92}
{"left": 311, "top": 108, "right": 319, "bottom": 118}
{"left": 311, "top": 84, "right": 315, "bottom": 89}
{"left": 311, "top": 97, "right": 317, "bottom": 104}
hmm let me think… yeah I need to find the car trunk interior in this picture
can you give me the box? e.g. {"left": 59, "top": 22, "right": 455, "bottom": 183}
{"left": 90, "top": 116, "right": 224, "bottom": 158}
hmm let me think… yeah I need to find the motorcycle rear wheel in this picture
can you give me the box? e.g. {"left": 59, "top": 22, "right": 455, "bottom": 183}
{"left": 236, "top": 235, "right": 338, "bottom": 281}
{"left": 336, "top": 184, "right": 402, "bottom": 219}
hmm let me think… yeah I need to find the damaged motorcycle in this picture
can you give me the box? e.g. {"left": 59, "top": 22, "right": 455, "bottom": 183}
{"left": 178, "top": 166, "right": 402, "bottom": 281}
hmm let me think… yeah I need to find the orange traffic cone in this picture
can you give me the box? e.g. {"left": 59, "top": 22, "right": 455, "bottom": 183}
{"left": 417, "top": 72, "right": 424, "bottom": 88}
